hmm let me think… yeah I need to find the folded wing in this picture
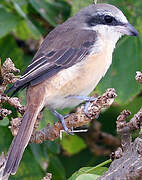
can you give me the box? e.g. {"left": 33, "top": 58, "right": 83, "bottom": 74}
{"left": 6, "top": 28, "right": 96, "bottom": 96}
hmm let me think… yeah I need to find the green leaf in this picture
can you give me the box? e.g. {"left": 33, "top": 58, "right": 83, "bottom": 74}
{"left": 0, "top": 35, "right": 24, "bottom": 72}
{"left": 29, "top": 0, "right": 58, "bottom": 27}
{"left": 0, "top": 7, "right": 21, "bottom": 38}
{"left": 30, "top": 143, "right": 49, "bottom": 169}
{"left": 79, "top": 166, "right": 108, "bottom": 175}
{"left": 53, "top": 0, "right": 71, "bottom": 21}
{"left": 71, "top": 0, "right": 92, "bottom": 15}
{"left": 61, "top": 134, "right": 86, "bottom": 155}
{"left": 29, "top": 0, "right": 70, "bottom": 27}
{"left": 47, "top": 156, "right": 66, "bottom": 180}
{"left": 26, "top": 19, "right": 42, "bottom": 39}
{"left": 14, "top": 20, "right": 34, "bottom": 40}
{"left": 68, "top": 159, "right": 111, "bottom": 180}
{"left": 76, "top": 174, "right": 100, "bottom": 180}
{"left": 84, "top": 159, "right": 111, "bottom": 174}
{"left": 45, "top": 141, "right": 60, "bottom": 154}
{"left": 69, "top": 167, "right": 107, "bottom": 180}
{"left": 0, "top": 127, "right": 43, "bottom": 179}
{"left": 0, "top": 117, "right": 9, "bottom": 126}
{"left": 0, "top": 126, "right": 12, "bottom": 152}
{"left": 10, "top": 147, "right": 44, "bottom": 180}
{"left": 13, "top": 2, "right": 41, "bottom": 39}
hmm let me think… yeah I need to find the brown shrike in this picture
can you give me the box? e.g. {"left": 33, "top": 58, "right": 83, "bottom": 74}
{"left": 3, "top": 3, "right": 138, "bottom": 178}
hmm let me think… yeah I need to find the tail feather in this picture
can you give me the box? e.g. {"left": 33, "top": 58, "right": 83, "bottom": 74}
{"left": 3, "top": 109, "right": 38, "bottom": 177}
{"left": 5, "top": 83, "right": 28, "bottom": 97}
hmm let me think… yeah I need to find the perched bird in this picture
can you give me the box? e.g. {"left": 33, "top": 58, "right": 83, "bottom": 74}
{"left": 3, "top": 3, "right": 138, "bottom": 178}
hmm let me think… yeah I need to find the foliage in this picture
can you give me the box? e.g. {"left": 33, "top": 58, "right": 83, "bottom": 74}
{"left": 0, "top": 0, "right": 142, "bottom": 179}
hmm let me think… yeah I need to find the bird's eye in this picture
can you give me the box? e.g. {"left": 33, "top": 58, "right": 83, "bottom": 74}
{"left": 104, "top": 15, "right": 114, "bottom": 24}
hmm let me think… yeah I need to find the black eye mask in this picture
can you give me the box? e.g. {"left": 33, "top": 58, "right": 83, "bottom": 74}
{"left": 86, "top": 14, "right": 124, "bottom": 27}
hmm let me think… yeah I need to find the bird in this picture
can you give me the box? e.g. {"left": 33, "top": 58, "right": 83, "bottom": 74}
{"left": 3, "top": 3, "right": 138, "bottom": 178}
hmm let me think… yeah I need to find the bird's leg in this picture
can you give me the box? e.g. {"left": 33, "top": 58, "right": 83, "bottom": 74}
{"left": 49, "top": 108, "right": 73, "bottom": 135}
{"left": 67, "top": 95, "right": 97, "bottom": 117}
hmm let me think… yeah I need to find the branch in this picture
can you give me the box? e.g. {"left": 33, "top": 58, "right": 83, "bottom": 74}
{"left": 30, "top": 88, "right": 117, "bottom": 143}
{"left": 98, "top": 75, "right": 142, "bottom": 179}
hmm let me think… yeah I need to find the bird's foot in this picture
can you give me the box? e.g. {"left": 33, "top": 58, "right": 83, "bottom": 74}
{"left": 60, "top": 127, "right": 88, "bottom": 139}
{"left": 67, "top": 95, "right": 97, "bottom": 117}
{"left": 49, "top": 108, "right": 73, "bottom": 135}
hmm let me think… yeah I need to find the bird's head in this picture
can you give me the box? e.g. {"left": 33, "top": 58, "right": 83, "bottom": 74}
{"left": 74, "top": 3, "right": 138, "bottom": 43}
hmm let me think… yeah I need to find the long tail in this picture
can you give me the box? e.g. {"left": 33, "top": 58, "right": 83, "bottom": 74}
{"left": 3, "top": 108, "right": 39, "bottom": 178}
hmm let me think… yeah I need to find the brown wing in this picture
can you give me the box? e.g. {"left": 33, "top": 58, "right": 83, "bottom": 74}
{"left": 7, "top": 24, "right": 96, "bottom": 95}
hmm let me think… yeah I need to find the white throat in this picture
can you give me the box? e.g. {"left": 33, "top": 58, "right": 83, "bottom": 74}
{"left": 84, "top": 24, "right": 122, "bottom": 55}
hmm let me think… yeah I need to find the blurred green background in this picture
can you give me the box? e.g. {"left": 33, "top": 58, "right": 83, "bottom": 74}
{"left": 0, "top": 0, "right": 142, "bottom": 179}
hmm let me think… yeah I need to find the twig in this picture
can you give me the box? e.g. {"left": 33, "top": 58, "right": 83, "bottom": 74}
{"left": 0, "top": 109, "right": 11, "bottom": 120}
{"left": 1, "top": 95, "right": 25, "bottom": 115}
{"left": 0, "top": 58, "right": 20, "bottom": 122}
{"left": 0, "top": 58, "right": 20, "bottom": 94}
{"left": 42, "top": 173, "right": 52, "bottom": 180}
{"left": 135, "top": 71, "right": 142, "bottom": 84}
{"left": 117, "top": 110, "right": 132, "bottom": 152}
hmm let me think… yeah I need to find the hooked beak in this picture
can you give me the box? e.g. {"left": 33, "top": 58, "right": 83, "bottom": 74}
{"left": 118, "top": 23, "right": 138, "bottom": 36}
